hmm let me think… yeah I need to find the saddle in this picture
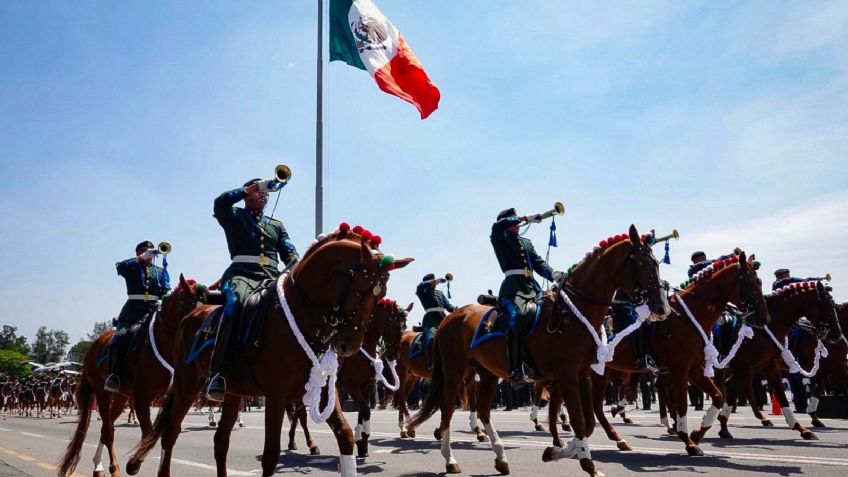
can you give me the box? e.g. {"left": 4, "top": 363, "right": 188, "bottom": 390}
{"left": 97, "top": 313, "right": 154, "bottom": 370}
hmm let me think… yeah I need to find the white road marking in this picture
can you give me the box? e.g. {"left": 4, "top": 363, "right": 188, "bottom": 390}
{"left": 0, "top": 427, "right": 11, "bottom": 431}
{"left": 153, "top": 456, "right": 258, "bottom": 476}
{"left": 20, "top": 432, "right": 44, "bottom": 438}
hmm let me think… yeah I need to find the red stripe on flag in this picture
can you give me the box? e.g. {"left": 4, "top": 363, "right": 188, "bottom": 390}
{"left": 373, "top": 34, "right": 440, "bottom": 119}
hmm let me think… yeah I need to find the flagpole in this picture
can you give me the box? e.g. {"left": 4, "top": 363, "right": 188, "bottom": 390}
{"left": 315, "top": 0, "right": 324, "bottom": 237}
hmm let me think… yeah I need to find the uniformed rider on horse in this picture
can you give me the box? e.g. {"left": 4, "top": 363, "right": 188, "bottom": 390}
{"left": 491, "top": 208, "right": 564, "bottom": 386}
{"left": 205, "top": 176, "right": 299, "bottom": 402}
{"left": 105, "top": 241, "right": 170, "bottom": 392}
{"left": 416, "top": 273, "right": 456, "bottom": 366}
{"left": 772, "top": 268, "right": 820, "bottom": 291}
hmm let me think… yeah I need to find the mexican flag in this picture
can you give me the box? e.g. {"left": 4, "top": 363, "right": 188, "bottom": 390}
{"left": 329, "top": 0, "right": 441, "bottom": 119}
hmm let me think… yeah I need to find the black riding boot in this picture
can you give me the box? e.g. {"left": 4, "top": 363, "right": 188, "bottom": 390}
{"left": 206, "top": 313, "right": 235, "bottom": 402}
{"left": 104, "top": 336, "right": 121, "bottom": 392}
{"left": 634, "top": 328, "right": 657, "bottom": 371}
{"left": 507, "top": 330, "right": 527, "bottom": 387}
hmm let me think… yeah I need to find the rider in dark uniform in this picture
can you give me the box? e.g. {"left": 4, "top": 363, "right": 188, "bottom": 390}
{"left": 609, "top": 290, "right": 656, "bottom": 371}
{"left": 491, "top": 208, "right": 564, "bottom": 385}
{"left": 415, "top": 273, "right": 456, "bottom": 366}
{"left": 104, "top": 241, "right": 170, "bottom": 392}
{"left": 205, "top": 177, "right": 299, "bottom": 402}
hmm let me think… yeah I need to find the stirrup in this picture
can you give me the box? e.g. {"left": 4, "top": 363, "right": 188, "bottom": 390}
{"left": 104, "top": 375, "right": 120, "bottom": 393}
{"left": 205, "top": 374, "right": 226, "bottom": 402}
{"left": 636, "top": 356, "right": 658, "bottom": 372}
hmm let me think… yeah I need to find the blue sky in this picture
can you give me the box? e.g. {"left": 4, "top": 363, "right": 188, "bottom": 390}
{"left": 1, "top": 1, "right": 846, "bottom": 346}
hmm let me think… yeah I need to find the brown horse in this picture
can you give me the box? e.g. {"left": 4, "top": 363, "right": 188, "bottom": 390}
{"left": 57, "top": 275, "right": 207, "bottom": 477}
{"left": 804, "top": 302, "right": 848, "bottom": 427}
{"left": 407, "top": 225, "right": 670, "bottom": 476}
{"left": 580, "top": 253, "right": 768, "bottom": 455}
{"left": 529, "top": 383, "right": 570, "bottom": 433}
{"left": 126, "top": 226, "right": 412, "bottom": 477}
{"left": 716, "top": 280, "right": 841, "bottom": 440}
{"left": 286, "top": 298, "right": 411, "bottom": 458}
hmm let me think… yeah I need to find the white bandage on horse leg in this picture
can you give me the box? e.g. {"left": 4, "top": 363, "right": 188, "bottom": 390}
{"left": 701, "top": 405, "right": 721, "bottom": 428}
{"left": 362, "top": 420, "right": 371, "bottom": 436}
{"left": 676, "top": 416, "right": 688, "bottom": 434}
{"left": 782, "top": 407, "right": 798, "bottom": 428}
{"left": 469, "top": 411, "right": 478, "bottom": 430}
{"left": 484, "top": 422, "right": 506, "bottom": 462}
{"left": 807, "top": 397, "right": 820, "bottom": 414}
{"left": 719, "top": 403, "right": 732, "bottom": 419}
{"left": 339, "top": 454, "right": 357, "bottom": 477}
{"left": 618, "top": 398, "right": 627, "bottom": 408}
{"left": 92, "top": 442, "right": 105, "bottom": 472}
{"left": 660, "top": 416, "right": 670, "bottom": 428}
{"left": 441, "top": 427, "right": 457, "bottom": 465}
{"left": 530, "top": 405, "right": 539, "bottom": 421}
{"left": 576, "top": 438, "right": 592, "bottom": 460}
{"left": 354, "top": 423, "right": 364, "bottom": 442}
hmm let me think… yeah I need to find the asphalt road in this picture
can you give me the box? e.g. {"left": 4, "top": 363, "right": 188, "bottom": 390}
{"left": 1, "top": 405, "right": 846, "bottom": 476}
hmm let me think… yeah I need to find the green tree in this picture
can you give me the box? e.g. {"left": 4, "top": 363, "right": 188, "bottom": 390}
{"left": 67, "top": 321, "right": 113, "bottom": 362}
{"left": 88, "top": 321, "right": 112, "bottom": 340}
{"left": 30, "top": 327, "right": 70, "bottom": 364}
{"left": 0, "top": 349, "right": 32, "bottom": 379}
{"left": 0, "top": 325, "right": 30, "bottom": 355}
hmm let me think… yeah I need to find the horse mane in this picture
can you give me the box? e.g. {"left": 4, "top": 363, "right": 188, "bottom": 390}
{"left": 564, "top": 232, "right": 645, "bottom": 278}
{"left": 678, "top": 255, "right": 741, "bottom": 290}
{"left": 299, "top": 222, "right": 383, "bottom": 263}
{"left": 765, "top": 280, "right": 821, "bottom": 299}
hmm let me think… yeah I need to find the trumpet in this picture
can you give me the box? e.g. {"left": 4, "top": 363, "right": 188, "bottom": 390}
{"left": 155, "top": 242, "right": 171, "bottom": 255}
{"left": 275, "top": 164, "right": 292, "bottom": 184}
{"left": 815, "top": 273, "right": 832, "bottom": 282}
{"left": 444, "top": 273, "right": 454, "bottom": 282}
{"left": 523, "top": 201, "right": 565, "bottom": 223}
{"left": 653, "top": 229, "right": 679, "bottom": 244}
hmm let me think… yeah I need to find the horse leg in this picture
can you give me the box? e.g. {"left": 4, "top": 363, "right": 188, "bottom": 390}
{"left": 689, "top": 373, "right": 724, "bottom": 445}
{"left": 399, "top": 374, "right": 417, "bottom": 438}
{"left": 467, "top": 380, "right": 486, "bottom": 441}
{"left": 208, "top": 405, "right": 217, "bottom": 428}
{"left": 133, "top": 395, "right": 153, "bottom": 438}
{"left": 324, "top": 399, "right": 357, "bottom": 477}
{"left": 531, "top": 384, "right": 544, "bottom": 432}
{"left": 543, "top": 375, "right": 603, "bottom": 477}
{"left": 745, "top": 376, "right": 772, "bottom": 427}
{"left": 547, "top": 388, "right": 563, "bottom": 447}
{"left": 260, "top": 399, "right": 284, "bottom": 477}
{"left": 285, "top": 405, "right": 298, "bottom": 451}
{"left": 352, "top": 390, "right": 372, "bottom": 458}
{"left": 592, "top": 371, "right": 630, "bottom": 450}
{"left": 668, "top": 376, "right": 702, "bottom": 456}
{"left": 765, "top": 368, "right": 816, "bottom": 440}
{"left": 154, "top": 392, "right": 195, "bottom": 477}
{"left": 808, "top": 375, "right": 826, "bottom": 428}
{"left": 298, "top": 406, "right": 320, "bottom": 455}
{"left": 105, "top": 393, "right": 129, "bottom": 477}
{"left": 434, "top": 369, "right": 464, "bottom": 474}
{"left": 213, "top": 398, "right": 240, "bottom": 477}
{"left": 475, "top": 371, "right": 509, "bottom": 475}
{"left": 656, "top": 375, "right": 675, "bottom": 434}
{"left": 560, "top": 403, "right": 571, "bottom": 432}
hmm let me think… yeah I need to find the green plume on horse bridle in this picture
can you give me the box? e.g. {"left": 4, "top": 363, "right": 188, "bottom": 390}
{"left": 378, "top": 255, "right": 395, "bottom": 269}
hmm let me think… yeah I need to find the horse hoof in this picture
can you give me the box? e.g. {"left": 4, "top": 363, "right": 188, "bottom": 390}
{"left": 288, "top": 442, "right": 298, "bottom": 451}
{"left": 238, "top": 422, "right": 245, "bottom": 428}
{"left": 477, "top": 433, "right": 488, "bottom": 442}
{"left": 209, "top": 421, "right": 217, "bottom": 428}
{"left": 801, "top": 430, "right": 818, "bottom": 440}
{"left": 689, "top": 430, "right": 704, "bottom": 445}
{"left": 623, "top": 418, "right": 633, "bottom": 424}
{"left": 446, "top": 463, "right": 462, "bottom": 474}
{"left": 579, "top": 458, "right": 603, "bottom": 477}
{"left": 666, "top": 427, "right": 676, "bottom": 436}
{"left": 434, "top": 429, "right": 442, "bottom": 441}
{"left": 400, "top": 430, "right": 410, "bottom": 439}
{"left": 562, "top": 423, "right": 571, "bottom": 432}
{"left": 407, "top": 428, "right": 416, "bottom": 438}
{"left": 542, "top": 447, "right": 555, "bottom": 463}
{"left": 309, "top": 447, "right": 321, "bottom": 456}
{"left": 616, "top": 440, "right": 632, "bottom": 451}
{"left": 811, "top": 420, "right": 825, "bottom": 428}
{"left": 125, "top": 460, "right": 141, "bottom": 476}
{"left": 718, "top": 430, "right": 733, "bottom": 439}
{"left": 686, "top": 445, "right": 704, "bottom": 457}
{"left": 94, "top": 471, "right": 106, "bottom": 477}
{"left": 494, "top": 459, "right": 510, "bottom": 475}
{"left": 761, "top": 419, "right": 774, "bottom": 427}
{"left": 535, "top": 424, "right": 544, "bottom": 432}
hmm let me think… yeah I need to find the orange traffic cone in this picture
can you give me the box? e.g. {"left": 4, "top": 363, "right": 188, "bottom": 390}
{"left": 769, "top": 393, "right": 783, "bottom": 415}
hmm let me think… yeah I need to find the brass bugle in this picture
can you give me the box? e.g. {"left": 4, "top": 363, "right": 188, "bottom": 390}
{"left": 445, "top": 273, "right": 454, "bottom": 282}
{"left": 816, "top": 273, "right": 832, "bottom": 282}
{"left": 156, "top": 242, "right": 172, "bottom": 255}
{"left": 275, "top": 164, "right": 292, "bottom": 183}
{"left": 653, "top": 229, "right": 679, "bottom": 243}
{"left": 524, "top": 201, "right": 565, "bottom": 223}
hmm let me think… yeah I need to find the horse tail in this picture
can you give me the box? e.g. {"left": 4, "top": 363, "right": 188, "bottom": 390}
{"left": 56, "top": 375, "right": 93, "bottom": 477}
{"left": 406, "top": 335, "right": 445, "bottom": 430}
{"left": 129, "top": 391, "right": 173, "bottom": 463}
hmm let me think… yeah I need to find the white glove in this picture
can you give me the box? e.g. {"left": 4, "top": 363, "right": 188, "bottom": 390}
{"left": 257, "top": 180, "right": 282, "bottom": 193}
{"left": 139, "top": 249, "right": 156, "bottom": 260}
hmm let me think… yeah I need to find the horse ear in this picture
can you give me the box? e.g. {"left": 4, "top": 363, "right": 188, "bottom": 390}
{"left": 738, "top": 251, "right": 748, "bottom": 270}
{"left": 628, "top": 224, "right": 640, "bottom": 245}
{"left": 179, "top": 273, "right": 190, "bottom": 291}
{"left": 391, "top": 257, "right": 415, "bottom": 270}
{"left": 816, "top": 280, "right": 826, "bottom": 292}
{"left": 406, "top": 302, "right": 414, "bottom": 312}
{"left": 360, "top": 239, "right": 374, "bottom": 268}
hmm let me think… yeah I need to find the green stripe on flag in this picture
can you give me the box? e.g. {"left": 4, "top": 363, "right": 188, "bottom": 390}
{"left": 329, "top": 0, "right": 366, "bottom": 70}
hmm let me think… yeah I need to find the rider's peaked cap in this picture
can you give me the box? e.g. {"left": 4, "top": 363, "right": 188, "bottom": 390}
{"left": 135, "top": 241, "right": 154, "bottom": 253}
{"left": 691, "top": 251, "right": 707, "bottom": 262}
{"left": 243, "top": 178, "right": 262, "bottom": 187}
{"left": 422, "top": 273, "right": 436, "bottom": 282}
{"left": 497, "top": 208, "right": 518, "bottom": 220}
{"left": 774, "top": 268, "right": 790, "bottom": 276}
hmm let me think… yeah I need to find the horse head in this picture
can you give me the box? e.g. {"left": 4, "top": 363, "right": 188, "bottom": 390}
{"left": 373, "top": 299, "right": 412, "bottom": 361}
{"left": 684, "top": 251, "right": 769, "bottom": 328}
{"left": 767, "top": 280, "right": 840, "bottom": 342}
{"left": 618, "top": 225, "right": 671, "bottom": 319}
{"left": 291, "top": 223, "right": 413, "bottom": 357}
{"left": 159, "top": 274, "right": 209, "bottom": 327}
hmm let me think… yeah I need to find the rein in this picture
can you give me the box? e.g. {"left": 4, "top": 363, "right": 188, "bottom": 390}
{"left": 763, "top": 324, "right": 828, "bottom": 378}
{"left": 359, "top": 347, "right": 400, "bottom": 391}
